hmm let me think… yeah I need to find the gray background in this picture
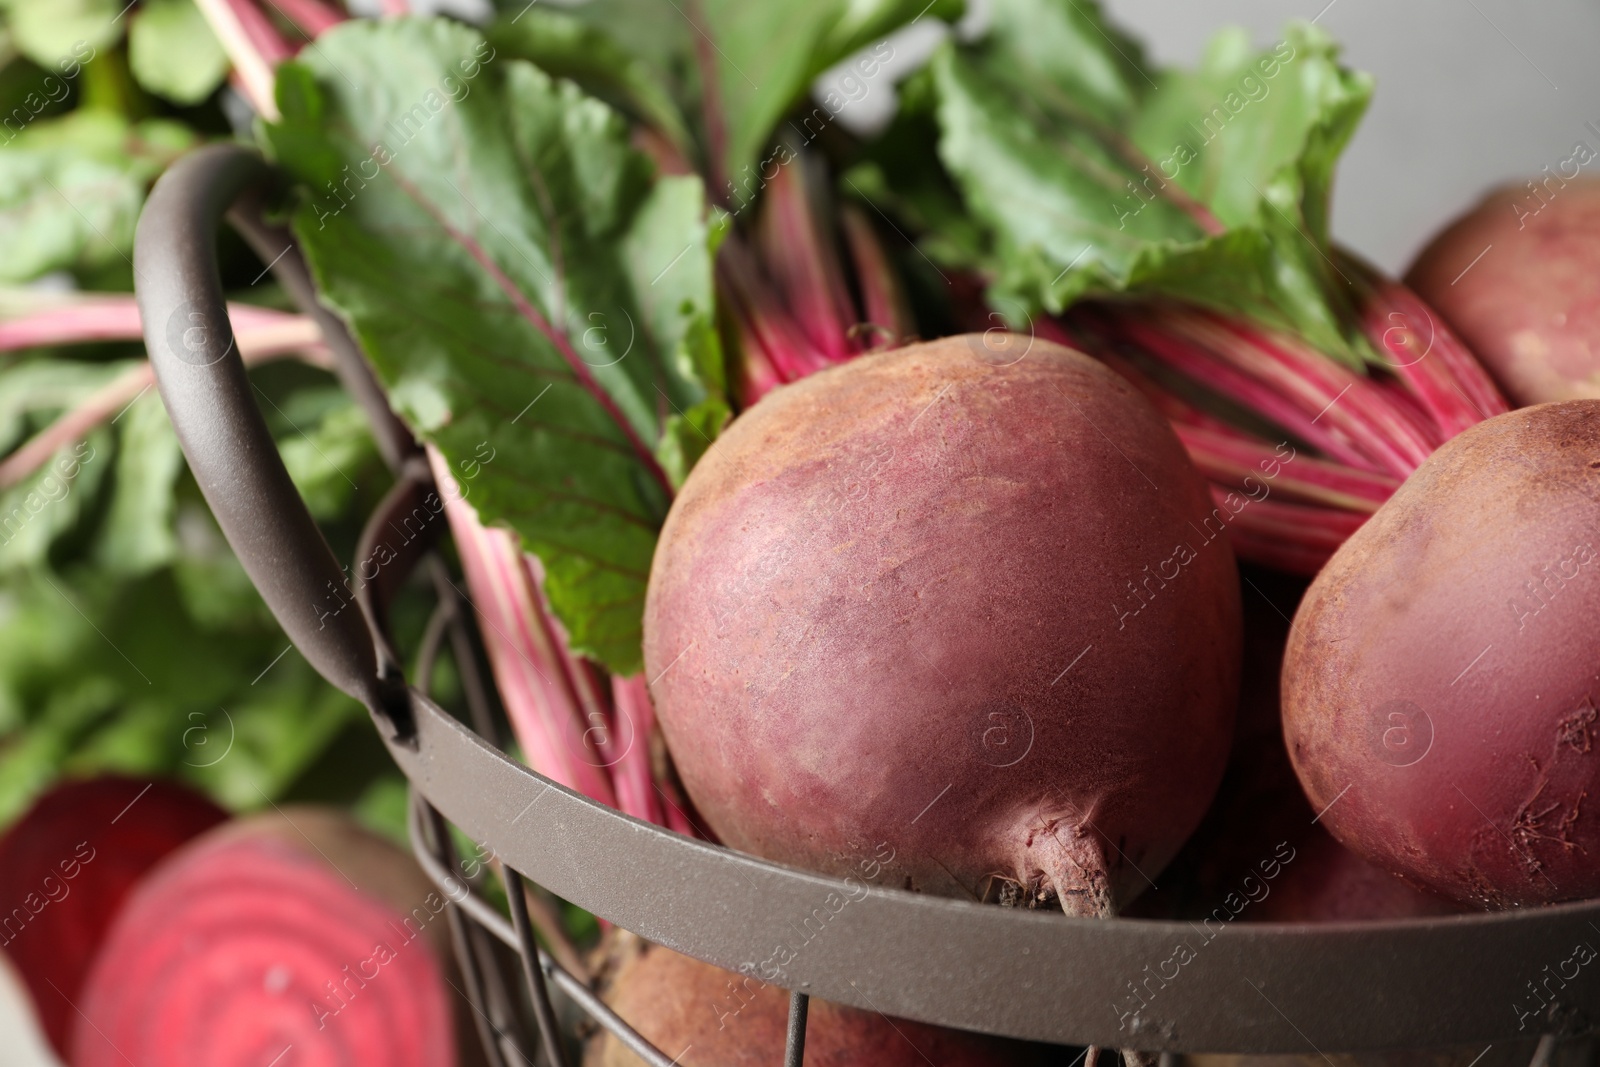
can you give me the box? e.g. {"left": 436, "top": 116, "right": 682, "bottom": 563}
{"left": 819, "top": 0, "right": 1600, "bottom": 273}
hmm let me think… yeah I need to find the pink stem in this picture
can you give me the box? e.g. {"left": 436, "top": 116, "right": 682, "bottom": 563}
{"left": 1354, "top": 270, "right": 1510, "bottom": 433}
{"left": 717, "top": 235, "right": 833, "bottom": 389}
{"left": 1, "top": 321, "right": 330, "bottom": 489}
{"left": 428, "top": 449, "right": 619, "bottom": 806}
{"left": 839, "top": 203, "right": 915, "bottom": 350}
{"left": 755, "top": 159, "right": 857, "bottom": 363}
{"left": 269, "top": 0, "right": 346, "bottom": 37}
{"left": 1164, "top": 309, "right": 1432, "bottom": 478}
{"left": 1083, "top": 306, "right": 1379, "bottom": 471}
{"left": 225, "top": 0, "right": 293, "bottom": 63}
{"left": 377, "top": 0, "right": 409, "bottom": 15}
{"left": 1, "top": 297, "right": 300, "bottom": 353}
{"left": 1176, "top": 424, "right": 1395, "bottom": 513}
{"left": 609, "top": 675, "right": 670, "bottom": 830}
{"left": 1237, "top": 318, "right": 1442, "bottom": 462}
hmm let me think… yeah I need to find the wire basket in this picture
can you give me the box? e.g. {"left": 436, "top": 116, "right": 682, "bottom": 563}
{"left": 132, "top": 143, "right": 1600, "bottom": 1065}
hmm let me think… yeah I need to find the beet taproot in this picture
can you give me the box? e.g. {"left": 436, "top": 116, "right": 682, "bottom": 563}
{"left": 0, "top": 776, "right": 227, "bottom": 1058}
{"left": 644, "top": 334, "right": 1242, "bottom": 916}
{"left": 1407, "top": 178, "right": 1600, "bottom": 406}
{"left": 1283, "top": 400, "right": 1600, "bottom": 908}
{"left": 72, "top": 806, "right": 467, "bottom": 1067}
{"left": 584, "top": 931, "right": 1059, "bottom": 1067}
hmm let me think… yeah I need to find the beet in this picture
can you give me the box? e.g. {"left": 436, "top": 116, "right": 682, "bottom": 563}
{"left": 585, "top": 931, "right": 1059, "bottom": 1067}
{"left": 1282, "top": 401, "right": 1600, "bottom": 908}
{"left": 1126, "top": 568, "right": 1314, "bottom": 921}
{"left": 644, "top": 335, "right": 1242, "bottom": 916}
{"left": 1407, "top": 178, "right": 1600, "bottom": 407}
{"left": 72, "top": 807, "right": 464, "bottom": 1067}
{"left": 0, "top": 776, "right": 227, "bottom": 1057}
{"left": 1247, "top": 826, "right": 1459, "bottom": 923}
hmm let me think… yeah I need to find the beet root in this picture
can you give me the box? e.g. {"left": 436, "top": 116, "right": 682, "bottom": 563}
{"left": 644, "top": 335, "right": 1242, "bottom": 916}
{"left": 1247, "top": 826, "right": 1459, "bottom": 923}
{"left": 0, "top": 776, "right": 227, "bottom": 1058}
{"left": 1407, "top": 178, "right": 1600, "bottom": 406}
{"left": 1283, "top": 401, "right": 1600, "bottom": 908}
{"left": 584, "top": 931, "right": 1058, "bottom": 1067}
{"left": 73, "top": 806, "right": 462, "bottom": 1067}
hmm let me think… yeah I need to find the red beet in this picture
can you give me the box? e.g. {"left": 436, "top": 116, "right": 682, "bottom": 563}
{"left": 1126, "top": 568, "right": 1315, "bottom": 920}
{"left": 0, "top": 776, "right": 227, "bottom": 1057}
{"left": 1248, "top": 826, "right": 1459, "bottom": 923}
{"left": 1282, "top": 401, "right": 1600, "bottom": 908}
{"left": 644, "top": 335, "right": 1242, "bottom": 916}
{"left": 585, "top": 932, "right": 1058, "bottom": 1067}
{"left": 1407, "top": 178, "right": 1600, "bottom": 407}
{"left": 73, "top": 807, "right": 463, "bottom": 1067}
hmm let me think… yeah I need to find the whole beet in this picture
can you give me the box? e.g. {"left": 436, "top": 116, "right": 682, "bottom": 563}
{"left": 1407, "top": 178, "right": 1600, "bottom": 406}
{"left": 644, "top": 335, "right": 1241, "bottom": 916}
{"left": 1283, "top": 401, "right": 1600, "bottom": 908}
{"left": 585, "top": 932, "right": 1058, "bottom": 1067}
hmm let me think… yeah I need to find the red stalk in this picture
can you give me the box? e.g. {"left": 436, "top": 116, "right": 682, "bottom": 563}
{"left": 1175, "top": 424, "right": 1395, "bottom": 513}
{"left": 0, "top": 296, "right": 300, "bottom": 352}
{"left": 428, "top": 448, "right": 620, "bottom": 806}
{"left": 1086, "top": 306, "right": 1378, "bottom": 471}
{"left": 755, "top": 158, "right": 858, "bottom": 363}
{"left": 268, "top": 0, "right": 346, "bottom": 37}
{"left": 1352, "top": 268, "right": 1510, "bottom": 433}
{"left": 610, "top": 674, "right": 667, "bottom": 829}
{"left": 717, "top": 235, "right": 833, "bottom": 390}
{"left": 0, "top": 319, "right": 329, "bottom": 489}
{"left": 839, "top": 202, "right": 915, "bottom": 349}
{"left": 223, "top": 0, "right": 293, "bottom": 64}
{"left": 1159, "top": 309, "right": 1430, "bottom": 478}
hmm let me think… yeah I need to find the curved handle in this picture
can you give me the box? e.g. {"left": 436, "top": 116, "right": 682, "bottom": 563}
{"left": 134, "top": 143, "right": 411, "bottom": 738}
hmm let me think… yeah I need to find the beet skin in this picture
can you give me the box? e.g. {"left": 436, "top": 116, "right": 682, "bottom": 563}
{"left": 644, "top": 335, "right": 1242, "bottom": 916}
{"left": 1283, "top": 401, "right": 1600, "bottom": 908}
{"left": 585, "top": 932, "right": 1058, "bottom": 1067}
{"left": 1407, "top": 178, "right": 1600, "bottom": 406}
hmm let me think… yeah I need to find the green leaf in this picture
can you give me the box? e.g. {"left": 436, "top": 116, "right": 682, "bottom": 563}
{"left": 925, "top": 0, "right": 1376, "bottom": 365}
{"left": 262, "top": 18, "right": 726, "bottom": 673}
{"left": 489, "top": 0, "right": 963, "bottom": 195}
{"left": 0, "top": 110, "right": 197, "bottom": 283}
{"left": 128, "top": 0, "right": 229, "bottom": 105}
{"left": 0, "top": 431, "right": 105, "bottom": 571}
{"left": 93, "top": 391, "right": 184, "bottom": 575}
{"left": 0, "top": 0, "right": 119, "bottom": 71}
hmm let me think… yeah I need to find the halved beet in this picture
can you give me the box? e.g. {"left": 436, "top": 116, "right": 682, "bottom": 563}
{"left": 585, "top": 931, "right": 1059, "bottom": 1067}
{"left": 644, "top": 335, "right": 1242, "bottom": 917}
{"left": 72, "top": 807, "right": 463, "bottom": 1067}
{"left": 0, "top": 776, "right": 227, "bottom": 1057}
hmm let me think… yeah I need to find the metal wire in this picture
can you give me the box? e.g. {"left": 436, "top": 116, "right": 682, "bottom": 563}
{"left": 405, "top": 798, "right": 681, "bottom": 1067}
{"left": 505, "top": 868, "right": 573, "bottom": 1067}
{"left": 784, "top": 990, "right": 810, "bottom": 1067}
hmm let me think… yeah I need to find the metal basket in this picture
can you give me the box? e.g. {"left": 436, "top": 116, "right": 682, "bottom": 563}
{"left": 132, "top": 143, "right": 1600, "bottom": 1065}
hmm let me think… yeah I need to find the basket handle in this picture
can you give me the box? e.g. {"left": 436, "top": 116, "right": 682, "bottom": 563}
{"left": 134, "top": 143, "right": 413, "bottom": 740}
